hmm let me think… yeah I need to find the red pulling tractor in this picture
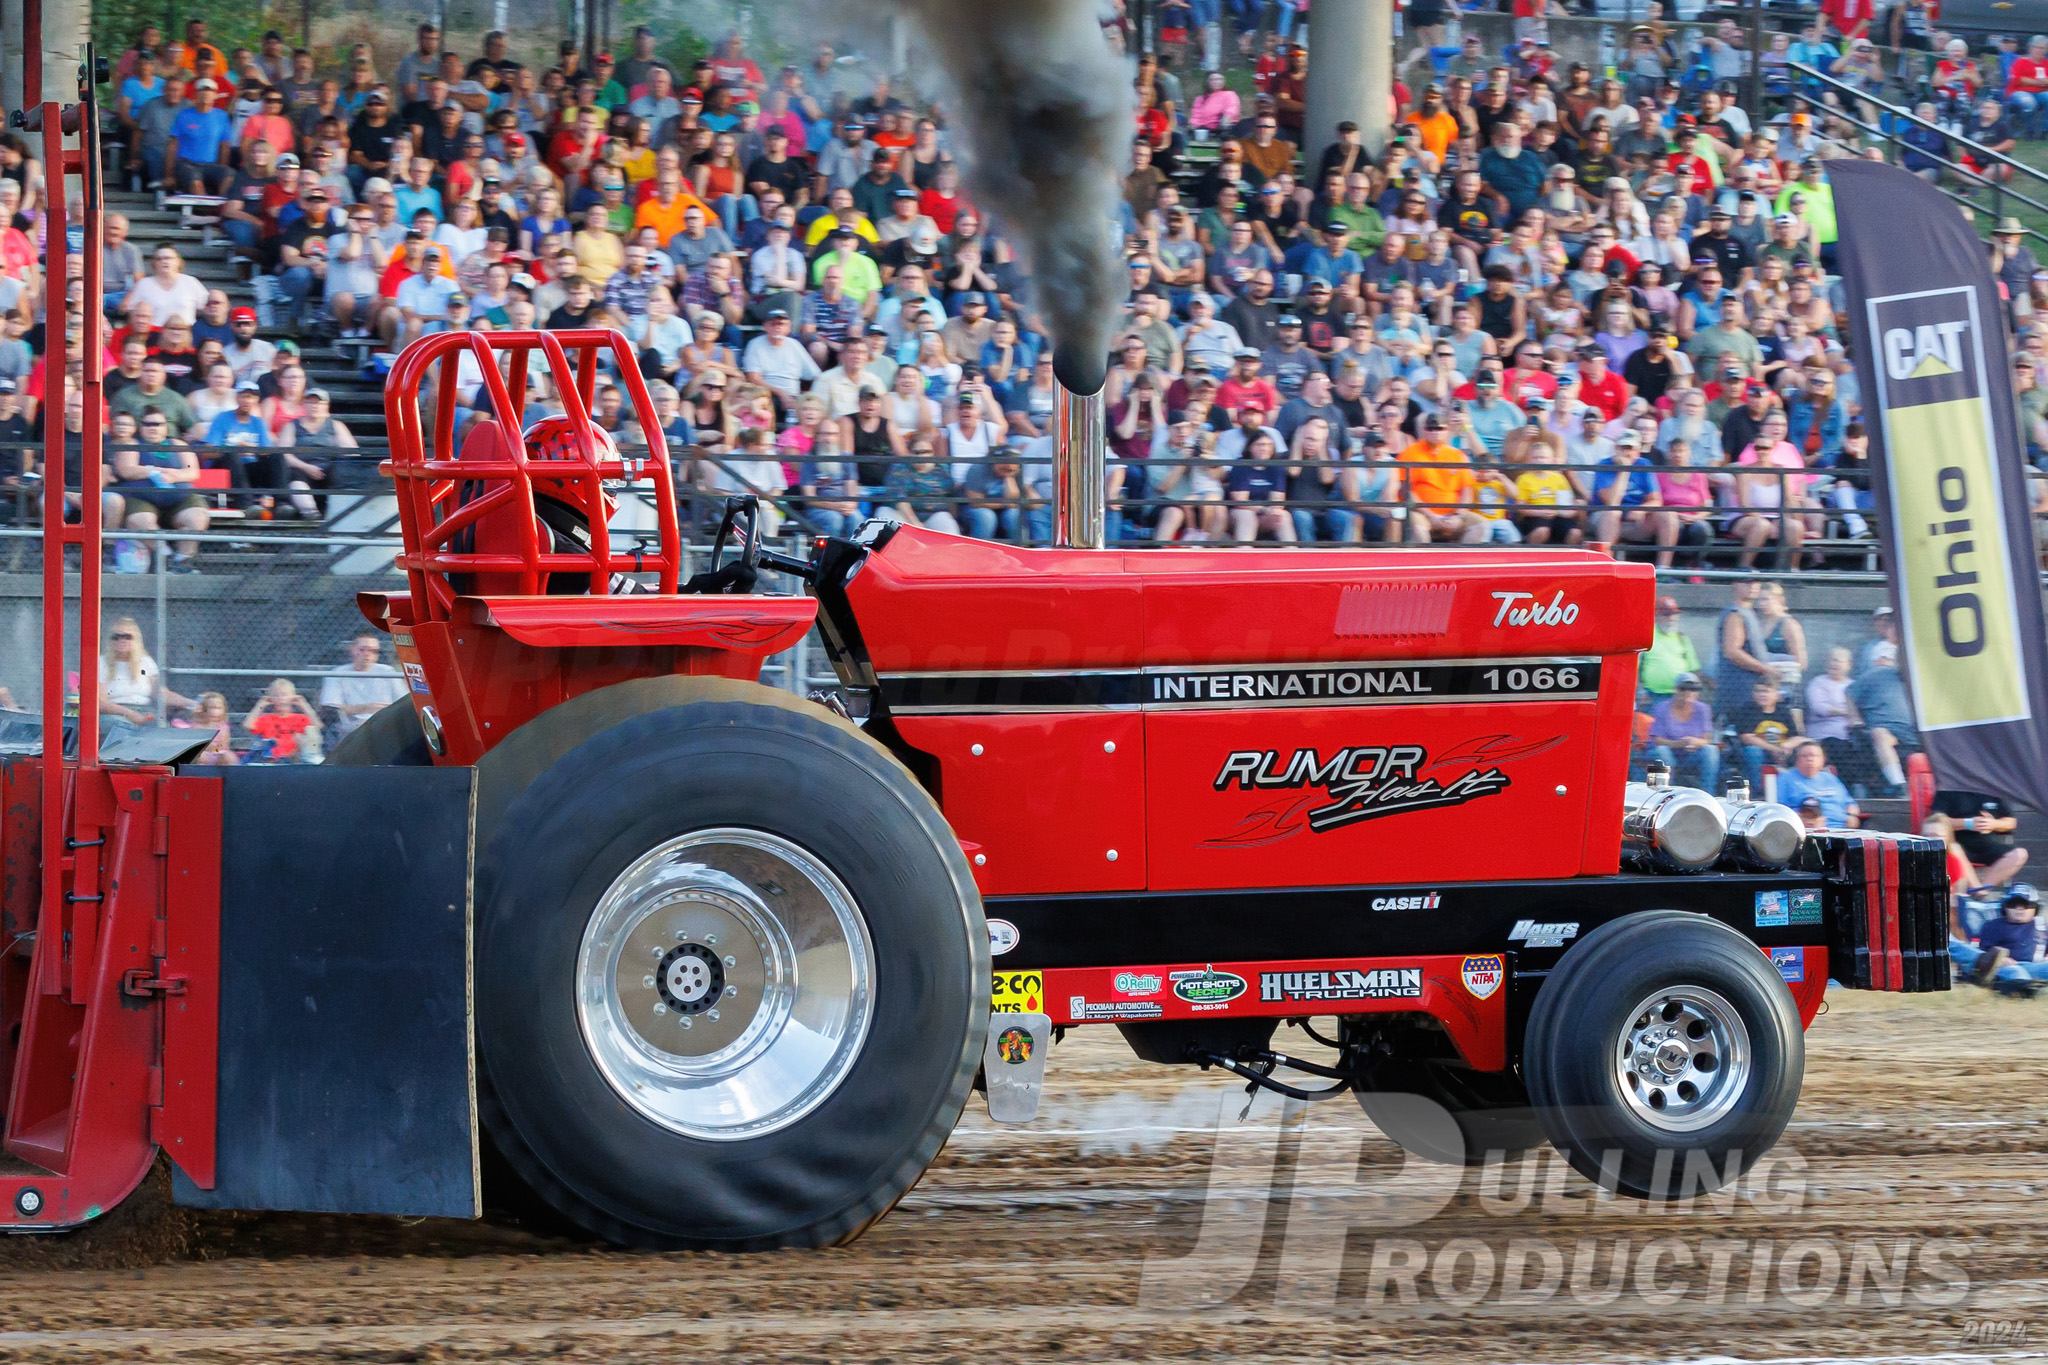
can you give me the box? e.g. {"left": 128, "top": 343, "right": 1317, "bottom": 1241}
{"left": 2, "top": 318, "right": 1947, "bottom": 1250}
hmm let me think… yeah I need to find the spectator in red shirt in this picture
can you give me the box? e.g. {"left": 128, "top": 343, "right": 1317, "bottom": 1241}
{"left": 550, "top": 106, "right": 609, "bottom": 188}
{"left": 2006, "top": 34, "right": 2048, "bottom": 137}
{"left": 709, "top": 33, "right": 765, "bottom": 95}
{"left": 244, "top": 678, "right": 321, "bottom": 763}
{"left": 1252, "top": 32, "right": 1287, "bottom": 93}
{"left": 919, "top": 162, "right": 966, "bottom": 235}
{"left": 1666, "top": 124, "right": 1719, "bottom": 196}
{"left": 1501, "top": 339, "right": 1559, "bottom": 404}
{"left": 1272, "top": 46, "right": 1309, "bottom": 141}
{"left": 1215, "top": 350, "right": 1283, "bottom": 418}
{"left": 1821, "top": 0, "right": 1873, "bottom": 42}
{"left": 1933, "top": 39, "right": 1980, "bottom": 112}
{"left": 1575, "top": 342, "right": 1631, "bottom": 419}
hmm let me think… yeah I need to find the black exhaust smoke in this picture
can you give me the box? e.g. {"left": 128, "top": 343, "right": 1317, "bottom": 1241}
{"left": 892, "top": 0, "right": 1131, "bottom": 394}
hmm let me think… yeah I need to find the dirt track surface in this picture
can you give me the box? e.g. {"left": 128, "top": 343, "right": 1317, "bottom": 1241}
{"left": 3, "top": 990, "right": 2047, "bottom": 1364}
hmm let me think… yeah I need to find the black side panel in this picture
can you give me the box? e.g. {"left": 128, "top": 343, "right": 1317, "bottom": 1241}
{"left": 173, "top": 765, "right": 479, "bottom": 1217}
{"left": 986, "top": 872, "right": 1830, "bottom": 970}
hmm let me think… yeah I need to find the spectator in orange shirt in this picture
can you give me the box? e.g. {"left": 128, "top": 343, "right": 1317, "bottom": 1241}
{"left": 1403, "top": 84, "right": 1460, "bottom": 162}
{"left": 175, "top": 19, "right": 226, "bottom": 76}
{"left": 634, "top": 167, "right": 710, "bottom": 247}
{"left": 1399, "top": 412, "right": 1486, "bottom": 542}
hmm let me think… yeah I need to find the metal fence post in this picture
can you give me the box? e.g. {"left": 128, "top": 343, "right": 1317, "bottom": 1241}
{"left": 154, "top": 529, "right": 168, "bottom": 723}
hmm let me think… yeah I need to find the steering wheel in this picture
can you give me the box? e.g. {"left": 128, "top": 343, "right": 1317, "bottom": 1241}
{"left": 703, "top": 496, "right": 762, "bottom": 594}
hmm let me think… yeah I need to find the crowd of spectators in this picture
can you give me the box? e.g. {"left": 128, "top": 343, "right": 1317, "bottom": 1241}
{"left": 1635, "top": 580, "right": 1917, "bottom": 812}
{"left": 39, "top": 9, "right": 2026, "bottom": 557}
{"left": 6, "top": 7, "right": 2048, "bottom": 568}
{"left": 93, "top": 617, "right": 405, "bottom": 762}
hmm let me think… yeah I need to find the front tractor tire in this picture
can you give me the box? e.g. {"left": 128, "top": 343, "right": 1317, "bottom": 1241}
{"left": 1522, "top": 910, "right": 1803, "bottom": 1200}
{"left": 474, "top": 680, "right": 988, "bottom": 1250}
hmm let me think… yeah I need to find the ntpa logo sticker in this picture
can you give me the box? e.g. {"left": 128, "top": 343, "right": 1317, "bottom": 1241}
{"left": 1461, "top": 954, "right": 1505, "bottom": 1000}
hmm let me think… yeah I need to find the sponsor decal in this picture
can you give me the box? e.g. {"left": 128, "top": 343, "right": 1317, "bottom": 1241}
{"left": 1207, "top": 735, "right": 1564, "bottom": 845}
{"left": 1868, "top": 285, "right": 2031, "bottom": 729}
{"left": 1461, "top": 954, "right": 1506, "bottom": 1000}
{"left": 1258, "top": 966, "right": 1423, "bottom": 1003}
{"left": 403, "top": 661, "right": 431, "bottom": 695}
{"left": 1790, "top": 888, "right": 1824, "bottom": 926}
{"left": 1755, "top": 890, "right": 1790, "bottom": 928}
{"left": 1508, "top": 918, "right": 1579, "bottom": 948}
{"left": 1372, "top": 891, "right": 1443, "bottom": 912}
{"left": 1770, "top": 946, "right": 1805, "bottom": 984}
{"left": 1490, "top": 590, "right": 1581, "bottom": 628}
{"left": 1068, "top": 998, "right": 1167, "bottom": 1021}
{"left": 1170, "top": 966, "right": 1247, "bottom": 1009}
{"left": 990, "top": 971, "right": 1043, "bottom": 1013}
{"left": 994, "top": 1026, "right": 1034, "bottom": 1064}
{"left": 987, "top": 919, "right": 1020, "bottom": 956}
{"left": 1036, "top": 957, "right": 1509, "bottom": 1065}
{"left": 879, "top": 658, "right": 1601, "bottom": 714}
{"left": 1149, "top": 660, "right": 1597, "bottom": 707}
{"left": 1113, "top": 971, "right": 1163, "bottom": 997}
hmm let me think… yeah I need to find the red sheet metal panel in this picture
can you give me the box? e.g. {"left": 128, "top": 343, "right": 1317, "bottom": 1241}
{"left": 160, "top": 777, "right": 220, "bottom": 1189}
{"left": 472, "top": 595, "right": 816, "bottom": 654}
{"left": 1880, "top": 837, "right": 1904, "bottom": 993}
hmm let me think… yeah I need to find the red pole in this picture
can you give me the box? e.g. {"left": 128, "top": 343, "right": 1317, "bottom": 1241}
{"left": 21, "top": 0, "right": 41, "bottom": 105}
{"left": 38, "top": 100, "right": 70, "bottom": 942}
{"left": 78, "top": 108, "right": 103, "bottom": 763}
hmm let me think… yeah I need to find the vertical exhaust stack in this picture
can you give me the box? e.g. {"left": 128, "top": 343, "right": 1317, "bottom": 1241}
{"left": 1052, "top": 353, "right": 1106, "bottom": 550}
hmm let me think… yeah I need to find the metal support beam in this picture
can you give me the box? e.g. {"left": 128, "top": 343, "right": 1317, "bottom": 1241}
{"left": 1305, "top": 0, "right": 1392, "bottom": 161}
{"left": 35, "top": 0, "right": 84, "bottom": 108}
{"left": 0, "top": 0, "right": 20, "bottom": 115}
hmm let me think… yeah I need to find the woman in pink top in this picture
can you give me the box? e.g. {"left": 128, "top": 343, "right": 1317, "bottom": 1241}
{"left": 1653, "top": 436, "right": 1715, "bottom": 569}
{"left": 1730, "top": 408, "right": 1818, "bottom": 568}
{"left": 1189, "top": 73, "right": 1242, "bottom": 134}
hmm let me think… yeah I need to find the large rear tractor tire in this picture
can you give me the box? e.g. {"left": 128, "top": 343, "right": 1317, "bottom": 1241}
{"left": 324, "top": 698, "right": 431, "bottom": 767}
{"left": 474, "top": 678, "right": 987, "bottom": 1249}
{"left": 1522, "top": 910, "right": 1803, "bottom": 1199}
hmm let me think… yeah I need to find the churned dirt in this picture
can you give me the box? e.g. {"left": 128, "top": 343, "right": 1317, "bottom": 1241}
{"left": 0, "top": 990, "right": 2044, "bottom": 1363}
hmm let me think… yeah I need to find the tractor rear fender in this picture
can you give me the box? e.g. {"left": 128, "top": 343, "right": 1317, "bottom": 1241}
{"left": 355, "top": 592, "right": 817, "bottom": 767}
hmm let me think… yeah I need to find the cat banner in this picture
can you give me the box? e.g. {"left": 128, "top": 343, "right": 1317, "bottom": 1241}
{"left": 1830, "top": 158, "right": 2048, "bottom": 811}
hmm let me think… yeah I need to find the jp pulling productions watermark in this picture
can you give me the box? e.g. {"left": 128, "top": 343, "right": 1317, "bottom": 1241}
{"left": 1138, "top": 1091, "right": 1971, "bottom": 1311}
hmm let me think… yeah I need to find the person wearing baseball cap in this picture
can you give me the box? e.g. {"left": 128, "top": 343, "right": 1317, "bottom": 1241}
{"left": 1642, "top": 595, "right": 1703, "bottom": 700}
{"left": 1966, "top": 883, "right": 2048, "bottom": 992}
{"left": 166, "top": 74, "right": 234, "bottom": 195}
{"left": 1399, "top": 412, "right": 1486, "bottom": 543}
{"left": 1646, "top": 670, "right": 1719, "bottom": 793}
{"left": 1216, "top": 390, "right": 1277, "bottom": 462}
{"left": 815, "top": 115, "right": 870, "bottom": 200}
{"left": 1217, "top": 347, "right": 1280, "bottom": 420}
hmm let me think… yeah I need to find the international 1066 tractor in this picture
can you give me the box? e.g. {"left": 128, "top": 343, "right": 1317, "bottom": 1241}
{"left": 1, "top": 329, "right": 1947, "bottom": 1251}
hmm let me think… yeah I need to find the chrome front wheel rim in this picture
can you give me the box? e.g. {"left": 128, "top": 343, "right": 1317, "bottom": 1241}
{"left": 575, "top": 828, "right": 875, "bottom": 1141}
{"left": 1614, "top": 984, "right": 1751, "bottom": 1134}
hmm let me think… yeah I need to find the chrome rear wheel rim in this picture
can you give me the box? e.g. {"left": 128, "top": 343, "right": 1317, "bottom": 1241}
{"left": 575, "top": 828, "right": 874, "bottom": 1141}
{"left": 1614, "top": 984, "right": 1750, "bottom": 1135}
